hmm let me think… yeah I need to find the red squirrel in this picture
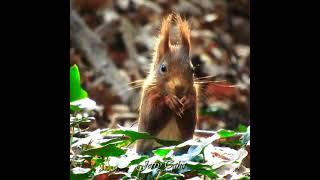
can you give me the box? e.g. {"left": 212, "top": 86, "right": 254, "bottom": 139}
{"left": 136, "top": 14, "right": 198, "bottom": 154}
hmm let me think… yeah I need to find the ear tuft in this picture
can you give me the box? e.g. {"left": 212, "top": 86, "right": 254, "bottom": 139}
{"left": 176, "top": 14, "right": 191, "bottom": 55}
{"left": 155, "top": 14, "right": 172, "bottom": 62}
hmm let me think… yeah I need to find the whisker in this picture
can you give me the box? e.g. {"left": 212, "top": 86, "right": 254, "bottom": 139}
{"left": 129, "top": 81, "right": 156, "bottom": 88}
{"left": 115, "top": 80, "right": 144, "bottom": 90}
{"left": 194, "top": 75, "right": 221, "bottom": 80}
{"left": 130, "top": 84, "right": 144, "bottom": 89}
{"left": 130, "top": 85, "right": 145, "bottom": 90}
{"left": 126, "top": 79, "right": 145, "bottom": 85}
{"left": 118, "top": 85, "right": 144, "bottom": 95}
{"left": 194, "top": 80, "right": 228, "bottom": 83}
{"left": 194, "top": 82, "right": 238, "bottom": 88}
{"left": 195, "top": 83, "right": 208, "bottom": 97}
{"left": 145, "top": 85, "right": 157, "bottom": 92}
{"left": 197, "top": 86, "right": 211, "bottom": 101}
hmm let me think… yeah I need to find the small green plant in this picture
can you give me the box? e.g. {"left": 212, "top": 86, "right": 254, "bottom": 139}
{"left": 70, "top": 65, "right": 87, "bottom": 103}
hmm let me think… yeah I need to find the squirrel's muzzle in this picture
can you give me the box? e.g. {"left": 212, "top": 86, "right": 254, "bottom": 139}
{"left": 167, "top": 78, "right": 186, "bottom": 98}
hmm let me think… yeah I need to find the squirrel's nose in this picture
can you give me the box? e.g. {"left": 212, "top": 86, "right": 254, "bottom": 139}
{"left": 175, "top": 84, "right": 185, "bottom": 98}
{"left": 175, "top": 85, "right": 184, "bottom": 93}
{"left": 168, "top": 79, "right": 184, "bottom": 97}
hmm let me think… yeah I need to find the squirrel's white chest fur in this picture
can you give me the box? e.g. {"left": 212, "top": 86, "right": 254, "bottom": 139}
{"left": 153, "top": 117, "right": 181, "bottom": 147}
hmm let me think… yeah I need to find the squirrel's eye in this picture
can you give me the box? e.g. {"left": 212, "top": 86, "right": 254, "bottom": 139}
{"left": 160, "top": 63, "right": 167, "bottom": 73}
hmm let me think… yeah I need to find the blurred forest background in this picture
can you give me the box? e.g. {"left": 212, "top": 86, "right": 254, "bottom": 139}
{"left": 70, "top": 0, "right": 250, "bottom": 132}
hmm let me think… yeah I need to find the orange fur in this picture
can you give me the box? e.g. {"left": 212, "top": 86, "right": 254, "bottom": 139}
{"left": 154, "top": 14, "right": 172, "bottom": 64}
{"left": 176, "top": 15, "right": 191, "bottom": 54}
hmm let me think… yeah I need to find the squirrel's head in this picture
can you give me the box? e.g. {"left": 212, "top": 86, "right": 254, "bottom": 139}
{"left": 150, "top": 14, "right": 194, "bottom": 98}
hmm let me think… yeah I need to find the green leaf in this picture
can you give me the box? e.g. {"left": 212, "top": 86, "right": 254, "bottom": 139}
{"left": 236, "top": 124, "right": 248, "bottom": 132}
{"left": 70, "top": 104, "right": 81, "bottom": 111}
{"left": 218, "top": 129, "right": 237, "bottom": 138}
{"left": 82, "top": 144, "right": 125, "bottom": 157}
{"left": 158, "top": 172, "right": 184, "bottom": 180}
{"left": 239, "top": 176, "right": 250, "bottom": 180}
{"left": 128, "top": 155, "right": 149, "bottom": 166}
{"left": 70, "top": 167, "right": 92, "bottom": 180}
{"left": 155, "top": 138, "right": 181, "bottom": 146}
{"left": 153, "top": 148, "right": 173, "bottom": 157}
{"left": 91, "top": 156, "right": 104, "bottom": 167}
{"left": 177, "top": 139, "right": 201, "bottom": 148}
{"left": 241, "top": 129, "right": 250, "bottom": 146}
{"left": 196, "top": 169, "right": 217, "bottom": 179}
{"left": 70, "top": 98, "right": 96, "bottom": 110}
{"left": 70, "top": 65, "right": 88, "bottom": 102}
{"left": 99, "top": 137, "right": 131, "bottom": 148}
{"left": 186, "top": 164, "right": 217, "bottom": 179}
{"left": 187, "top": 145, "right": 204, "bottom": 158}
{"left": 112, "top": 129, "right": 153, "bottom": 142}
{"left": 220, "top": 139, "right": 242, "bottom": 147}
{"left": 99, "top": 138, "right": 124, "bottom": 146}
{"left": 111, "top": 129, "right": 181, "bottom": 146}
{"left": 182, "top": 134, "right": 220, "bottom": 160}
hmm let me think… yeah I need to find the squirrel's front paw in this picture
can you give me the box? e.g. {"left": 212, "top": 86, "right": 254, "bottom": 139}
{"left": 164, "top": 95, "right": 184, "bottom": 117}
{"left": 180, "top": 95, "right": 196, "bottom": 111}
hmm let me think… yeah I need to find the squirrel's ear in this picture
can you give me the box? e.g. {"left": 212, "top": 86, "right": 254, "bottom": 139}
{"left": 176, "top": 15, "right": 191, "bottom": 55}
{"left": 156, "top": 15, "right": 172, "bottom": 62}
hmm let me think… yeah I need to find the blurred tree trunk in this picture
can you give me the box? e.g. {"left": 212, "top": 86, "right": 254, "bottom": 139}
{"left": 70, "top": 10, "right": 139, "bottom": 109}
